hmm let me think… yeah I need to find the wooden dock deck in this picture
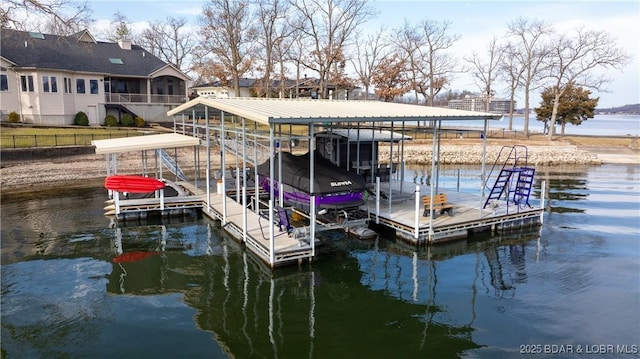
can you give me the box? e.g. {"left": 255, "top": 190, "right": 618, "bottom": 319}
{"left": 364, "top": 181, "right": 543, "bottom": 243}
{"left": 178, "top": 182, "right": 314, "bottom": 267}
{"left": 106, "top": 178, "right": 542, "bottom": 262}
{"left": 104, "top": 196, "right": 203, "bottom": 217}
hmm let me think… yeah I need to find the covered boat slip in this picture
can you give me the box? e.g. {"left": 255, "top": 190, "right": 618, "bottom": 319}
{"left": 93, "top": 133, "right": 204, "bottom": 220}
{"left": 164, "top": 98, "right": 543, "bottom": 267}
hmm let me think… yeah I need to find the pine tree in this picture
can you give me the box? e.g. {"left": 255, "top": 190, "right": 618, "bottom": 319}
{"left": 535, "top": 83, "right": 599, "bottom": 135}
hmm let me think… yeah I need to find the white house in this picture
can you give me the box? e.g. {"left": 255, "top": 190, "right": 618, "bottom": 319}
{"left": 191, "top": 76, "right": 351, "bottom": 100}
{"left": 0, "top": 29, "right": 190, "bottom": 125}
{"left": 191, "top": 78, "right": 257, "bottom": 99}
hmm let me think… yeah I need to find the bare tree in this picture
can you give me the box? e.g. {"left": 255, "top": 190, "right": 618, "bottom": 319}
{"left": 393, "top": 20, "right": 459, "bottom": 106}
{"left": 1, "top": 0, "right": 93, "bottom": 34}
{"left": 197, "top": 0, "right": 257, "bottom": 97}
{"left": 415, "top": 19, "right": 460, "bottom": 106}
{"left": 506, "top": 17, "right": 553, "bottom": 136}
{"left": 289, "top": 0, "right": 375, "bottom": 99}
{"left": 351, "top": 26, "right": 390, "bottom": 100}
{"left": 498, "top": 42, "right": 526, "bottom": 130}
{"left": 464, "top": 36, "right": 503, "bottom": 112}
{"left": 543, "top": 27, "right": 631, "bottom": 140}
{"left": 255, "top": 0, "right": 292, "bottom": 97}
{"left": 327, "top": 46, "right": 355, "bottom": 98}
{"left": 139, "top": 17, "right": 195, "bottom": 75}
{"left": 393, "top": 21, "right": 423, "bottom": 104}
{"left": 371, "top": 53, "right": 410, "bottom": 102}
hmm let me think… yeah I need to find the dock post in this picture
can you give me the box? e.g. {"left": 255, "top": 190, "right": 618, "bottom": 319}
{"left": 242, "top": 184, "right": 247, "bottom": 243}
{"left": 236, "top": 168, "right": 240, "bottom": 203}
{"left": 540, "top": 180, "right": 546, "bottom": 224}
{"left": 269, "top": 199, "right": 275, "bottom": 264}
{"left": 414, "top": 185, "right": 420, "bottom": 240}
{"left": 310, "top": 195, "right": 316, "bottom": 257}
{"left": 375, "top": 177, "right": 380, "bottom": 224}
{"left": 114, "top": 191, "right": 120, "bottom": 214}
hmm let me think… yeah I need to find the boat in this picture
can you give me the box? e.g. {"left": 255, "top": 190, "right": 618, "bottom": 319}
{"left": 256, "top": 151, "right": 367, "bottom": 212}
{"left": 105, "top": 175, "right": 166, "bottom": 193}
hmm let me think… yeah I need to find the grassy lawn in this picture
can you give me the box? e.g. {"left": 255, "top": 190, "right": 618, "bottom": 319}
{"left": 1, "top": 126, "right": 150, "bottom": 148}
{"left": 2, "top": 123, "right": 634, "bottom": 149}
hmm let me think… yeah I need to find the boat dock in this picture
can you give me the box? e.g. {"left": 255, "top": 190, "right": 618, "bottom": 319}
{"left": 178, "top": 182, "right": 315, "bottom": 267}
{"left": 91, "top": 98, "right": 546, "bottom": 269}
{"left": 363, "top": 181, "right": 542, "bottom": 243}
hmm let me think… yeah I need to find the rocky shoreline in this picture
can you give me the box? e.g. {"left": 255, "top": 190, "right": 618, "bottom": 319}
{"left": 378, "top": 143, "right": 601, "bottom": 165}
{"left": 1, "top": 141, "right": 638, "bottom": 195}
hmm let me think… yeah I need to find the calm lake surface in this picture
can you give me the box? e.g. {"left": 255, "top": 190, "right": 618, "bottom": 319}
{"left": 428, "top": 114, "right": 640, "bottom": 137}
{"left": 2, "top": 164, "right": 639, "bottom": 358}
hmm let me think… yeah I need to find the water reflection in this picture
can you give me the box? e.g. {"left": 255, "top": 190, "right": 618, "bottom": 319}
{"left": 2, "top": 165, "right": 639, "bottom": 358}
{"left": 98, "top": 218, "right": 546, "bottom": 358}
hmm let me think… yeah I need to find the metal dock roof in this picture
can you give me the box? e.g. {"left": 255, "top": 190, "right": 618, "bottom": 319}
{"left": 167, "top": 97, "right": 502, "bottom": 125}
{"left": 92, "top": 133, "right": 200, "bottom": 155}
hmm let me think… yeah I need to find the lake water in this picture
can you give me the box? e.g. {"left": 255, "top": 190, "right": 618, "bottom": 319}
{"left": 423, "top": 114, "right": 640, "bottom": 137}
{"left": 2, "top": 164, "right": 639, "bottom": 358}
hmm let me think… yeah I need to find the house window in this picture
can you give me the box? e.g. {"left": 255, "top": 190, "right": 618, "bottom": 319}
{"left": 43, "top": 76, "right": 50, "bottom": 92}
{"left": 64, "top": 77, "right": 72, "bottom": 93}
{"left": 0, "top": 74, "right": 7, "bottom": 92}
{"left": 109, "top": 58, "right": 124, "bottom": 64}
{"left": 20, "top": 75, "right": 34, "bottom": 92}
{"left": 51, "top": 76, "right": 58, "bottom": 92}
{"left": 90, "top": 79, "right": 99, "bottom": 94}
{"left": 76, "top": 79, "right": 85, "bottom": 94}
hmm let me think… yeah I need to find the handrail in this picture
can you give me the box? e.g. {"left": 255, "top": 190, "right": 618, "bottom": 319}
{"left": 485, "top": 145, "right": 529, "bottom": 191}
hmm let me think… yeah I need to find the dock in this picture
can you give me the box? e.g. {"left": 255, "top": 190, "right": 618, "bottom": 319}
{"left": 91, "top": 97, "right": 547, "bottom": 269}
{"left": 363, "top": 181, "right": 542, "bottom": 243}
{"left": 178, "top": 182, "right": 315, "bottom": 267}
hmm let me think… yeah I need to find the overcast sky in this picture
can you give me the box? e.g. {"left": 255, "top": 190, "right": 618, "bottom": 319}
{"left": 89, "top": 0, "right": 639, "bottom": 108}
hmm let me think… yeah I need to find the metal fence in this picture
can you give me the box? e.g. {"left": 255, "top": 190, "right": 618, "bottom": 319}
{"left": 0, "top": 132, "right": 143, "bottom": 148}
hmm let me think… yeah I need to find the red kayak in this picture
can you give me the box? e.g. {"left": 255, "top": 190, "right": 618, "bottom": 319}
{"left": 105, "top": 175, "right": 165, "bottom": 193}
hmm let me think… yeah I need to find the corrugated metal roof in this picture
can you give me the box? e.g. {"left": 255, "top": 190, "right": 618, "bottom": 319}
{"left": 317, "top": 129, "right": 412, "bottom": 142}
{"left": 167, "top": 97, "right": 502, "bottom": 125}
{"left": 92, "top": 133, "right": 200, "bottom": 154}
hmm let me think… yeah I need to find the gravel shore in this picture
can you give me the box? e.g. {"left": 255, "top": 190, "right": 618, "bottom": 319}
{"left": 1, "top": 140, "right": 638, "bottom": 195}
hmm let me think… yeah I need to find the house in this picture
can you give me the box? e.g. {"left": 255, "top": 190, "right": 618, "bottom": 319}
{"left": 447, "top": 95, "right": 516, "bottom": 114}
{"left": 0, "top": 28, "right": 190, "bottom": 125}
{"left": 191, "top": 76, "right": 351, "bottom": 100}
{"left": 192, "top": 78, "right": 257, "bottom": 98}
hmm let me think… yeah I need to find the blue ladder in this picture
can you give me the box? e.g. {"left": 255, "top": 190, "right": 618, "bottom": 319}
{"left": 484, "top": 146, "right": 535, "bottom": 209}
{"left": 512, "top": 167, "right": 535, "bottom": 207}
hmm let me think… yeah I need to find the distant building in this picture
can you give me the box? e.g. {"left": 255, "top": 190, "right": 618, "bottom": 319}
{"left": 192, "top": 78, "right": 257, "bottom": 98}
{"left": 448, "top": 95, "right": 515, "bottom": 113}
{"left": 1, "top": 28, "right": 190, "bottom": 125}
{"left": 191, "top": 75, "right": 350, "bottom": 100}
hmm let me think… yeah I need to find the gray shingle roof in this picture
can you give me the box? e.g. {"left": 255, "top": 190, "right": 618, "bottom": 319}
{"left": 1, "top": 28, "right": 168, "bottom": 77}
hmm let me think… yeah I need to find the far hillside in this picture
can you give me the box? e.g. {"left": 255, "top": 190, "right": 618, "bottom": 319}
{"left": 595, "top": 103, "right": 640, "bottom": 115}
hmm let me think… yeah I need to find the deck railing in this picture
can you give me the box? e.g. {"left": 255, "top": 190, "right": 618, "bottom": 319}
{"left": 105, "top": 93, "right": 187, "bottom": 104}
